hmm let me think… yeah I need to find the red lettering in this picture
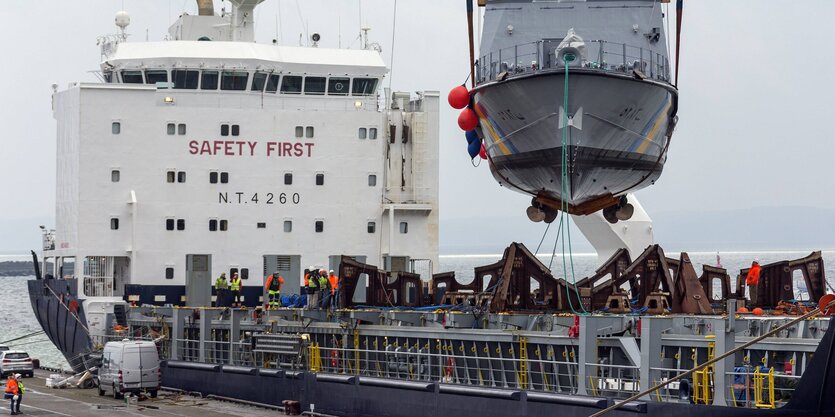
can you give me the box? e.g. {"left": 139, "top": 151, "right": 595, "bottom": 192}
{"left": 266, "top": 142, "right": 277, "bottom": 156}
{"left": 293, "top": 143, "right": 304, "bottom": 157}
{"left": 213, "top": 141, "right": 222, "bottom": 155}
{"left": 282, "top": 142, "right": 292, "bottom": 156}
{"left": 247, "top": 141, "right": 257, "bottom": 156}
{"left": 189, "top": 140, "right": 199, "bottom": 155}
{"left": 305, "top": 143, "right": 314, "bottom": 157}
{"left": 200, "top": 141, "right": 212, "bottom": 155}
{"left": 224, "top": 141, "right": 233, "bottom": 156}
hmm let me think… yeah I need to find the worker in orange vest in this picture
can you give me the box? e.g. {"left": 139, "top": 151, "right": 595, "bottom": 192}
{"left": 328, "top": 270, "right": 339, "bottom": 310}
{"left": 4, "top": 373, "right": 20, "bottom": 415}
{"left": 746, "top": 260, "right": 761, "bottom": 307}
{"left": 265, "top": 271, "right": 285, "bottom": 310}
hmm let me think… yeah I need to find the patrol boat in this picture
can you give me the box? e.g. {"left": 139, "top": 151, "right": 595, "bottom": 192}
{"left": 29, "top": 0, "right": 439, "bottom": 372}
{"left": 469, "top": 0, "right": 679, "bottom": 222}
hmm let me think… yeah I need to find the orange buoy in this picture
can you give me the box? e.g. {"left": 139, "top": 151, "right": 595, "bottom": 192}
{"left": 752, "top": 307, "right": 764, "bottom": 316}
{"left": 737, "top": 307, "right": 749, "bottom": 314}
{"left": 819, "top": 294, "right": 835, "bottom": 316}
{"left": 447, "top": 85, "right": 470, "bottom": 109}
{"left": 457, "top": 108, "right": 479, "bottom": 131}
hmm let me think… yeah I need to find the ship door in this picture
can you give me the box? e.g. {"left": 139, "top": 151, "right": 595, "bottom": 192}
{"left": 185, "top": 254, "right": 211, "bottom": 307}
{"left": 263, "top": 255, "right": 300, "bottom": 298}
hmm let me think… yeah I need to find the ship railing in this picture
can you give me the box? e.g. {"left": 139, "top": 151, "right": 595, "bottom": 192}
{"left": 476, "top": 39, "right": 671, "bottom": 85}
{"left": 724, "top": 370, "right": 798, "bottom": 408}
{"left": 171, "top": 338, "right": 256, "bottom": 367}
{"left": 83, "top": 277, "right": 115, "bottom": 297}
{"left": 584, "top": 362, "right": 642, "bottom": 399}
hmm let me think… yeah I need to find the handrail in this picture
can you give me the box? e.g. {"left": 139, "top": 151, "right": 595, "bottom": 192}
{"left": 476, "top": 39, "right": 671, "bottom": 85}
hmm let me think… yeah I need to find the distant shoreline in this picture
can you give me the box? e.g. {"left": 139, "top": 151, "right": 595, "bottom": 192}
{"left": 0, "top": 261, "right": 34, "bottom": 277}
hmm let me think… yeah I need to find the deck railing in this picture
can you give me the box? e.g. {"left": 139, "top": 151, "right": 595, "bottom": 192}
{"left": 477, "top": 39, "right": 671, "bottom": 85}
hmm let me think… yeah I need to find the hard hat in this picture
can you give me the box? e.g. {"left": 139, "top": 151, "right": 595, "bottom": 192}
{"left": 329, "top": 270, "right": 335, "bottom": 274}
{"left": 220, "top": 272, "right": 226, "bottom": 277}
{"left": 274, "top": 271, "right": 280, "bottom": 276}
{"left": 319, "top": 268, "right": 327, "bottom": 273}
{"left": 13, "top": 374, "right": 21, "bottom": 379}
{"left": 753, "top": 258, "right": 760, "bottom": 264}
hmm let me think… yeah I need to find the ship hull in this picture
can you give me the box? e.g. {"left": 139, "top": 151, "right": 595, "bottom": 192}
{"left": 27, "top": 278, "right": 93, "bottom": 373}
{"left": 473, "top": 70, "right": 677, "bottom": 213}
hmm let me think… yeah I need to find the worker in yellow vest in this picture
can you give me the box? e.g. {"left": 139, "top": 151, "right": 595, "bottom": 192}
{"left": 229, "top": 272, "right": 242, "bottom": 308}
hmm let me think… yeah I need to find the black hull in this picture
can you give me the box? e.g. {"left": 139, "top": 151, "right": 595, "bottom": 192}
{"left": 26, "top": 278, "right": 94, "bottom": 373}
{"left": 162, "top": 320, "right": 835, "bottom": 417}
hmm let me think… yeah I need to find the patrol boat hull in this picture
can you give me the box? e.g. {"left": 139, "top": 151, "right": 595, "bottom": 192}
{"left": 474, "top": 70, "right": 677, "bottom": 214}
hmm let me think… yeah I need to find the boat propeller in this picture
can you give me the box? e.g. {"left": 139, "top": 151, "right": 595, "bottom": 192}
{"left": 602, "top": 197, "right": 635, "bottom": 224}
{"left": 527, "top": 199, "right": 559, "bottom": 224}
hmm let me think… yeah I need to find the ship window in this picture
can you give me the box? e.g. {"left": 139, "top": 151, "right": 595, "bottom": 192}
{"left": 315, "top": 220, "right": 324, "bottom": 233}
{"left": 110, "top": 218, "right": 119, "bottom": 230}
{"left": 369, "top": 128, "right": 378, "bottom": 140}
{"left": 220, "top": 220, "right": 228, "bottom": 231}
{"left": 172, "top": 70, "right": 199, "bottom": 89}
{"left": 221, "top": 124, "right": 229, "bottom": 136}
{"left": 280, "top": 76, "right": 302, "bottom": 94}
{"left": 251, "top": 72, "right": 268, "bottom": 91}
{"left": 209, "top": 172, "right": 218, "bottom": 184}
{"left": 306, "top": 126, "right": 314, "bottom": 138}
{"left": 231, "top": 125, "right": 240, "bottom": 136}
{"left": 257, "top": 222, "right": 266, "bottom": 229}
{"left": 315, "top": 173, "right": 324, "bottom": 186}
{"left": 400, "top": 222, "right": 408, "bottom": 234}
{"left": 167, "top": 171, "right": 175, "bottom": 183}
{"left": 165, "top": 267, "right": 174, "bottom": 279}
{"left": 178, "top": 124, "right": 186, "bottom": 135}
{"left": 283, "top": 220, "right": 292, "bottom": 232}
{"left": 177, "top": 171, "right": 186, "bottom": 183}
{"left": 221, "top": 71, "right": 249, "bottom": 91}
{"left": 209, "top": 219, "right": 218, "bottom": 231}
{"left": 167, "top": 123, "right": 176, "bottom": 135}
{"left": 145, "top": 70, "right": 168, "bottom": 85}
{"left": 358, "top": 128, "right": 367, "bottom": 139}
{"left": 112, "top": 122, "right": 121, "bottom": 134}
{"left": 220, "top": 172, "right": 229, "bottom": 183}
{"left": 111, "top": 170, "right": 120, "bottom": 182}
{"left": 367, "top": 222, "right": 376, "bottom": 234}
{"left": 352, "top": 78, "right": 378, "bottom": 96}
{"left": 294, "top": 126, "right": 303, "bottom": 138}
{"left": 304, "top": 77, "right": 326, "bottom": 95}
{"left": 201, "top": 71, "right": 219, "bottom": 90}
{"left": 368, "top": 174, "right": 377, "bottom": 186}
{"left": 177, "top": 219, "right": 185, "bottom": 230}
{"left": 104, "top": 71, "right": 113, "bottom": 83}
{"left": 122, "top": 70, "right": 143, "bottom": 84}
{"left": 328, "top": 77, "right": 350, "bottom": 96}
{"left": 166, "top": 219, "right": 175, "bottom": 231}
{"left": 240, "top": 268, "right": 249, "bottom": 280}
{"left": 284, "top": 173, "right": 293, "bottom": 185}
{"left": 266, "top": 74, "right": 280, "bottom": 93}
{"left": 230, "top": 268, "right": 238, "bottom": 278}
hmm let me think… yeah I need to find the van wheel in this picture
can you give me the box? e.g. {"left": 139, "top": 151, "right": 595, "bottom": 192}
{"left": 98, "top": 385, "right": 105, "bottom": 396}
{"left": 149, "top": 390, "right": 158, "bottom": 398}
{"left": 113, "top": 384, "right": 123, "bottom": 400}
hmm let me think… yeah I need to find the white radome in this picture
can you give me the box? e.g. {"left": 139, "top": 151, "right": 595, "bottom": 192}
{"left": 115, "top": 11, "right": 130, "bottom": 30}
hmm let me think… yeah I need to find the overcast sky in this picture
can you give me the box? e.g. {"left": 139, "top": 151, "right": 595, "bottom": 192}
{"left": 2, "top": 0, "right": 835, "bottom": 252}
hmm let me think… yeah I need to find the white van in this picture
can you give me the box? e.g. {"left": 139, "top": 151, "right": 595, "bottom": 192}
{"left": 97, "top": 340, "right": 160, "bottom": 398}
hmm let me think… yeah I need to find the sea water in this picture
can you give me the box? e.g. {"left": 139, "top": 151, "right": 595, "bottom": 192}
{"left": 5, "top": 250, "right": 835, "bottom": 369}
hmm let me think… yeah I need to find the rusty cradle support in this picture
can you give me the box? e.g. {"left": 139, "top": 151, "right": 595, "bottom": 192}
{"left": 337, "top": 256, "right": 424, "bottom": 309}
{"left": 737, "top": 251, "right": 826, "bottom": 308}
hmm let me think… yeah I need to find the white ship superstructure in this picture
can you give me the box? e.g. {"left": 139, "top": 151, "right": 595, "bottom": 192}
{"left": 41, "top": 1, "right": 439, "bottom": 334}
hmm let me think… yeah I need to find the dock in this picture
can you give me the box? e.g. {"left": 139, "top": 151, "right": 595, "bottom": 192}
{"left": 8, "top": 370, "right": 286, "bottom": 417}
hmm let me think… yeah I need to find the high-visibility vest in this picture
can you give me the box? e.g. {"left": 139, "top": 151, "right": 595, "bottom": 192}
{"left": 17, "top": 381, "right": 24, "bottom": 395}
{"left": 230, "top": 278, "right": 241, "bottom": 291}
{"left": 328, "top": 274, "right": 338, "bottom": 295}
{"left": 215, "top": 277, "right": 228, "bottom": 290}
{"left": 308, "top": 273, "right": 319, "bottom": 289}
{"left": 318, "top": 275, "right": 328, "bottom": 291}
{"left": 266, "top": 275, "right": 283, "bottom": 291}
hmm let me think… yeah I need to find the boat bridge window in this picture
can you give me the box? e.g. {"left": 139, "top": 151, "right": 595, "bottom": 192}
{"left": 304, "top": 77, "right": 326, "bottom": 95}
{"left": 220, "top": 220, "right": 228, "bottom": 231}
{"left": 294, "top": 126, "right": 303, "bottom": 138}
{"left": 315, "top": 220, "right": 324, "bottom": 233}
{"left": 209, "top": 172, "right": 218, "bottom": 184}
{"left": 167, "top": 123, "right": 176, "bottom": 135}
{"left": 167, "top": 171, "right": 176, "bottom": 183}
{"left": 358, "top": 128, "right": 367, "bottom": 139}
{"left": 368, "top": 174, "right": 377, "bottom": 186}
{"left": 328, "top": 77, "right": 350, "bottom": 96}
{"left": 201, "top": 71, "right": 219, "bottom": 90}
{"left": 110, "top": 218, "right": 119, "bottom": 230}
{"left": 221, "top": 71, "right": 248, "bottom": 90}
{"left": 251, "top": 72, "right": 268, "bottom": 92}
{"left": 145, "top": 70, "right": 169, "bottom": 85}
{"left": 172, "top": 70, "right": 199, "bottom": 89}
{"left": 280, "top": 76, "right": 302, "bottom": 94}
{"left": 306, "top": 126, "right": 314, "bottom": 138}
{"left": 165, "top": 218, "right": 175, "bottom": 231}
{"left": 284, "top": 220, "right": 292, "bottom": 232}
{"left": 284, "top": 173, "right": 293, "bottom": 185}
{"left": 111, "top": 170, "right": 120, "bottom": 182}
{"left": 210, "top": 171, "right": 229, "bottom": 183}
{"left": 367, "top": 222, "right": 376, "bottom": 233}
{"left": 209, "top": 219, "right": 218, "bottom": 231}
{"left": 178, "top": 124, "right": 186, "bottom": 135}
{"left": 122, "top": 70, "right": 143, "bottom": 84}
{"left": 369, "top": 128, "right": 378, "bottom": 139}
{"left": 165, "top": 267, "right": 174, "bottom": 279}
{"left": 177, "top": 172, "right": 186, "bottom": 183}
{"left": 240, "top": 268, "right": 248, "bottom": 279}
{"left": 220, "top": 124, "right": 240, "bottom": 137}
{"left": 257, "top": 222, "right": 266, "bottom": 229}
{"left": 352, "top": 78, "right": 378, "bottom": 96}
{"left": 177, "top": 219, "right": 185, "bottom": 230}
{"left": 112, "top": 122, "right": 121, "bottom": 134}
{"left": 220, "top": 172, "right": 229, "bottom": 183}
{"left": 265, "top": 74, "right": 280, "bottom": 93}
{"left": 231, "top": 125, "right": 239, "bottom": 136}
{"left": 315, "top": 173, "right": 324, "bottom": 186}
{"left": 400, "top": 222, "right": 408, "bottom": 234}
